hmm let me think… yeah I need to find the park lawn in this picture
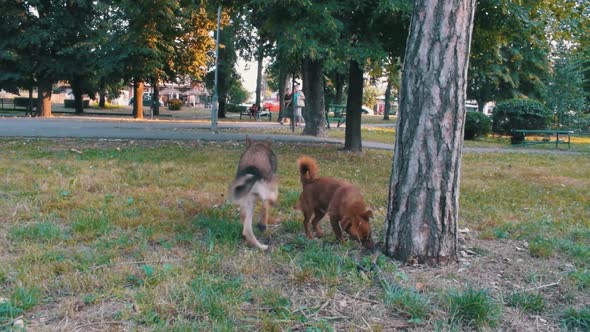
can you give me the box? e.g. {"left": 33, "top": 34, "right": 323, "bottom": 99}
{"left": 0, "top": 139, "right": 589, "bottom": 331}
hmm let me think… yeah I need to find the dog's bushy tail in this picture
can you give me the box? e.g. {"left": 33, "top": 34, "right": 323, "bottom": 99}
{"left": 229, "top": 166, "right": 262, "bottom": 202}
{"left": 297, "top": 155, "right": 318, "bottom": 185}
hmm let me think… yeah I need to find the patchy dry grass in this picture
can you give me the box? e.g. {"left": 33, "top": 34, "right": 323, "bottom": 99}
{"left": 0, "top": 138, "right": 589, "bottom": 331}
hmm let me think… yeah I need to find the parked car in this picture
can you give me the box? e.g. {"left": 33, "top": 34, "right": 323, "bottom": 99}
{"left": 129, "top": 94, "right": 163, "bottom": 107}
{"left": 361, "top": 105, "right": 373, "bottom": 115}
{"left": 262, "top": 100, "right": 280, "bottom": 112}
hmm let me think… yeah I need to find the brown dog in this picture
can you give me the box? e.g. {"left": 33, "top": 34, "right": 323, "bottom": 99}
{"left": 296, "top": 155, "right": 374, "bottom": 250}
{"left": 228, "top": 138, "right": 278, "bottom": 250}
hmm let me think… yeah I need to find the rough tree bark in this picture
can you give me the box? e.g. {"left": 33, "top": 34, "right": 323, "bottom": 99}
{"left": 383, "top": 0, "right": 476, "bottom": 265}
{"left": 133, "top": 80, "right": 144, "bottom": 119}
{"left": 37, "top": 79, "right": 52, "bottom": 117}
{"left": 152, "top": 78, "right": 160, "bottom": 116}
{"left": 255, "top": 37, "right": 264, "bottom": 108}
{"left": 343, "top": 60, "right": 363, "bottom": 152}
{"left": 71, "top": 74, "right": 84, "bottom": 114}
{"left": 302, "top": 58, "right": 326, "bottom": 137}
{"left": 383, "top": 79, "right": 392, "bottom": 121}
{"left": 277, "top": 69, "right": 289, "bottom": 122}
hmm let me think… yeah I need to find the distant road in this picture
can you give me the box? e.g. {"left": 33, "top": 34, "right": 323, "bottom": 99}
{"left": 0, "top": 117, "right": 583, "bottom": 154}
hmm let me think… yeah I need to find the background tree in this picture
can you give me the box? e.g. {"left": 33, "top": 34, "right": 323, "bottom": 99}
{"left": 544, "top": 44, "right": 588, "bottom": 130}
{"left": 339, "top": 0, "right": 410, "bottom": 151}
{"left": 384, "top": 0, "right": 476, "bottom": 265}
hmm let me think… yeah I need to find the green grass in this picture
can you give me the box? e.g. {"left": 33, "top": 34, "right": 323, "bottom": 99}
{"left": 0, "top": 138, "right": 589, "bottom": 330}
{"left": 382, "top": 280, "right": 431, "bottom": 322}
{"left": 561, "top": 306, "right": 590, "bottom": 331}
{"left": 506, "top": 292, "right": 545, "bottom": 313}
{"left": 9, "top": 221, "right": 65, "bottom": 242}
{"left": 447, "top": 287, "right": 501, "bottom": 329}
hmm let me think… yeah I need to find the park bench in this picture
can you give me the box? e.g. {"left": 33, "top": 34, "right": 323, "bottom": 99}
{"left": 240, "top": 106, "right": 272, "bottom": 121}
{"left": 511, "top": 129, "right": 574, "bottom": 149}
{"left": 326, "top": 104, "right": 346, "bottom": 128}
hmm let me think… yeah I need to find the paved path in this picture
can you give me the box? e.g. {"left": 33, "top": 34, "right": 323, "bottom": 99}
{"left": 0, "top": 116, "right": 584, "bottom": 155}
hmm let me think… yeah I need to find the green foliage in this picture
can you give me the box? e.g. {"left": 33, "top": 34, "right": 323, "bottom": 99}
{"left": 561, "top": 306, "right": 590, "bottom": 331}
{"left": 167, "top": 99, "right": 183, "bottom": 111}
{"left": 382, "top": 281, "right": 430, "bottom": 322}
{"left": 543, "top": 45, "right": 588, "bottom": 130}
{"left": 64, "top": 100, "right": 90, "bottom": 109}
{"left": 362, "top": 84, "right": 380, "bottom": 110}
{"left": 507, "top": 292, "right": 545, "bottom": 313}
{"left": 464, "top": 111, "right": 492, "bottom": 140}
{"left": 225, "top": 103, "right": 247, "bottom": 114}
{"left": 447, "top": 287, "right": 501, "bottom": 329}
{"left": 492, "top": 98, "right": 552, "bottom": 135}
{"left": 228, "top": 80, "right": 250, "bottom": 105}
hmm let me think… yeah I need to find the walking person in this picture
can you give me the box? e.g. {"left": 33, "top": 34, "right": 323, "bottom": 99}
{"left": 293, "top": 83, "right": 305, "bottom": 126}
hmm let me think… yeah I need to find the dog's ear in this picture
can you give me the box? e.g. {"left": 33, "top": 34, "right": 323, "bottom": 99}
{"left": 246, "top": 136, "right": 252, "bottom": 147}
{"left": 362, "top": 210, "right": 373, "bottom": 221}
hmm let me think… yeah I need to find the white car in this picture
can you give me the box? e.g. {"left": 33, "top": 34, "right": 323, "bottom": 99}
{"left": 361, "top": 105, "right": 374, "bottom": 115}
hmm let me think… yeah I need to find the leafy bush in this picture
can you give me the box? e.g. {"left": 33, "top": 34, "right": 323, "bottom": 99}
{"left": 464, "top": 111, "right": 492, "bottom": 140}
{"left": 167, "top": 98, "right": 183, "bottom": 110}
{"left": 225, "top": 103, "right": 247, "bottom": 114}
{"left": 492, "top": 99, "right": 552, "bottom": 135}
{"left": 64, "top": 99, "right": 90, "bottom": 108}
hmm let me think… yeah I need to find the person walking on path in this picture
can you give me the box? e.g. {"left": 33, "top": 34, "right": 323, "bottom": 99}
{"left": 292, "top": 83, "right": 305, "bottom": 126}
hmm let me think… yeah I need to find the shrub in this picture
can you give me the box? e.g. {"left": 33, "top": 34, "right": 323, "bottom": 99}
{"left": 464, "top": 111, "right": 492, "bottom": 140}
{"left": 64, "top": 99, "right": 90, "bottom": 108}
{"left": 492, "top": 99, "right": 552, "bottom": 135}
{"left": 167, "top": 98, "right": 183, "bottom": 110}
{"left": 225, "top": 103, "right": 247, "bottom": 114}
{"left": 14, "top": 97, "right": 31, "bottom": 108}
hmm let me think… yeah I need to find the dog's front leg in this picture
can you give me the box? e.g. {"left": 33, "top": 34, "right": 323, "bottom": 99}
{"left": 241, "top": 199, "right": 268, "bottom": 250}
{"left": 330, "top": 216, "right": 346, "bottom": 244}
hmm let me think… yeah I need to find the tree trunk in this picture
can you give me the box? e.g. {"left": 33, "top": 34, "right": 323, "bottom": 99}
{"left": 99, "top": 93, "right": 106, "bottom": 108}
{"left": 343, "top": 60, "right": 363, "bottom": 152}
{"left": 72, "top": 74, "right": 84, "bottom": 114}
{"left": 278, "top": 68, "right": 289, "bottom": 122}
{"left": 98, "top": 78, "right": 107, "bottom": 108}
{"left": 384, "top": 79, "right": 392, "bottom": 121}
{"left": 133, "top": 79, "right": 144, "bottom": 119}
{"left": 152, "top": 79, "right": 160, "bottom": 116}
{"left": 255, "top": 38, "right": 264, "bottom": 108}
{"left": 335, "top": 72, "right": 345, "bottom": 105}
{"left": 37, "top": 79, "right": 52, "bottom": 117}
{"left": 383, "top": 0, "right": 476, "bottom": 265}
{"left": 27, "top": 86, "right": 34, "bottom": 116}
{"left": 476, "top": 98, "right": 485, "bottom": 113}
{"left": 302, "top": 58, "right": 326, "bottom": 137}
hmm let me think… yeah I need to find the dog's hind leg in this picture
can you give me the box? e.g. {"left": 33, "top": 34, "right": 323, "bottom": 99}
{"left": 256, "top": 199, "right": 270, "bottom": 232}
{"left": 311, "top": 211, "right": 326, "bottom": 238}
{"left": 241, "top": 198, "right": 268, "bottom": 250}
